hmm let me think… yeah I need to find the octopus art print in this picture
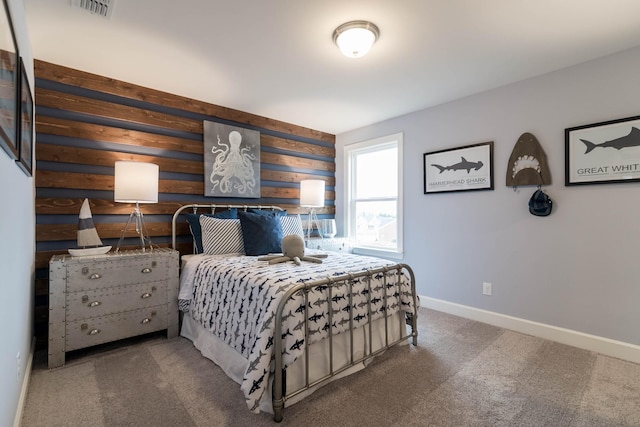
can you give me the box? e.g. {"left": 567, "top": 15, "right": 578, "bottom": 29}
{"left": 203, "top": 121, "right": 261, "bottom": 198}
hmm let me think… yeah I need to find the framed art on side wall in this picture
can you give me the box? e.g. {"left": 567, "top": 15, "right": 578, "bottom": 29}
{"left": 424, "top": 141, "right": 494, "bottom": 194}
{"left": 565, "top": 115, "right": 640, "bottom": 186}
{"left": 17, "top": 58, "right": 33, "bottom": 176}
{"left": 0, "top": 0, "right": 19, "bottom": 160}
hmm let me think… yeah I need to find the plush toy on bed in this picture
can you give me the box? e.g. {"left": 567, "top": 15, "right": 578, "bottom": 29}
{"left": 258, "top": 234, "right": 328, "bottom": 265}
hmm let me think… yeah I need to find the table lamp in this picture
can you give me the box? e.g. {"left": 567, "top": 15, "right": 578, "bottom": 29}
{"left": 114, "top": 161, "right": 159, "bottom": 252}
{"left": 300, "top": 179, "right": 325, "bottom": 241}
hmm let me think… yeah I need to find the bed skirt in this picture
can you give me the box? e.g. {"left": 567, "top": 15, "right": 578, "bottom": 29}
{"left": 181, "top": 310, "right": 406, "bottom": 413}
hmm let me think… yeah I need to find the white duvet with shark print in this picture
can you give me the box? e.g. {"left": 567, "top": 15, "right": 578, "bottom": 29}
{"left": 179, "top": 251, "right": 416, "bottom": 412}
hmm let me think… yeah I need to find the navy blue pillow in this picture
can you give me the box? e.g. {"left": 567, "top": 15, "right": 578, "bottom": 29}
{"left": 238, "top": 210, "right": 283, "bottom": 256}
{"left": 248, "top": 208, "right": 287, "bottom": 217}
{"left": 186, "top": 208, "right": 238, "bottom": 254}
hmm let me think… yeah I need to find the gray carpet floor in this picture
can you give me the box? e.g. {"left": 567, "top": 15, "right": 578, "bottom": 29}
{"left": 21, "top": 308, "right": 640, "bottom": 426}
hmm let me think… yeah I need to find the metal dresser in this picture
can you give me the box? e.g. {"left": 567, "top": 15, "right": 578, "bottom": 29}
{"left": 48, "top": 248, "right": 179, "bottom": 368}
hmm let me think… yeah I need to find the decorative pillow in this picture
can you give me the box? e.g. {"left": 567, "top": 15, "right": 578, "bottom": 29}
{"left": 199, "top": 216, "right": 245, "bottom": 255}
{"left": 186, "top": 209, "right": 237, "bottom": 254}
{"left": 238, "top": 210, "right": 283, "bottom": 256}
{"left": 280, "top": 214, "right": 304, "bottom": 239}
{"left": 248, "top": 208, "right": 287, "bottom": 217}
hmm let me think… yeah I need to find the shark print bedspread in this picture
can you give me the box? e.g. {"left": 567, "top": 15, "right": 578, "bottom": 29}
{"left": 179, "top": 252, "right": 417, "bottom": 412}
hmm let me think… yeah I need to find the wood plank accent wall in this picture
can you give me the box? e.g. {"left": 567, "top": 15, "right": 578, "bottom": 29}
{"left": 34, "top": 60, "right": 336, "bottom": 349}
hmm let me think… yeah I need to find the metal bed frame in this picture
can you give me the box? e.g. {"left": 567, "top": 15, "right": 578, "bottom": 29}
{"left": 272, "top": 265, "right": 418, "bottom": 422}
{"left": 171, "top": 204, "right": 418, "bottom": 422}
{"left": 171, "top": 203, "right": 284, "bottom": 251}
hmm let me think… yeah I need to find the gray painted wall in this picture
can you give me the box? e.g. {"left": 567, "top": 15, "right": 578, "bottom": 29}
{"left": 1, "top": 1, "right": 34, "bottom": 425}
{"left": 336, "top": 46, "right": 640, "bottom": 346}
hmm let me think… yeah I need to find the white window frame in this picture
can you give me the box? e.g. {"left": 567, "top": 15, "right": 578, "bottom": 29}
{"left": 344, "top": 133, "right": 403, "bottom": 260}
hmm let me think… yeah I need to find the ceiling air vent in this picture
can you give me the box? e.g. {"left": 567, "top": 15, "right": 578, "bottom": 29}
{"left": 71, "top": 0, "right": 115, "bottom": 19}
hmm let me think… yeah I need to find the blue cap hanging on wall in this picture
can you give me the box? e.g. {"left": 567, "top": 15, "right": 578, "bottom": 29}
{"left": 528, "top": 188, "right": 553, "bottom": 216}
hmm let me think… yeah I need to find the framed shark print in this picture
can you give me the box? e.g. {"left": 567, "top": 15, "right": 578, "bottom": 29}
{"left": 565, "top": 115, "right": 640, "bottom": 186}
{"left": 0, "top": 0, "right": 19, "bottom": 160}
{"left": 423, "top": 141, "right": 494, "bottom": 194}
{"left": 17, "top": 58, "right": 33, "bottom": 176}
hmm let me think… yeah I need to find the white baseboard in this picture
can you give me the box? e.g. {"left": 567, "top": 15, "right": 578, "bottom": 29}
{"left": 14, "top": 337, "right": 35, "bottom": 427}
{"left": 420, "top": 295, "right": 640, "bottom": 364}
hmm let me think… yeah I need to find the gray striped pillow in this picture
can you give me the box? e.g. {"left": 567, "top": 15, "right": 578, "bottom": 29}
{"left": 199, "top": 217, "right": 245, "bottom": 254}
{"left": 279, "top": 214, "right": 304, "bottom": 239}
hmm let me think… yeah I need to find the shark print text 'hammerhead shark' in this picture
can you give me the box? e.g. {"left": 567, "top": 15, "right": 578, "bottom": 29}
{"left": 581, "top": 127, "right": 640, "bottom": 154}
{"left": 431, "top": 157, "right": 484, "bottom": 174}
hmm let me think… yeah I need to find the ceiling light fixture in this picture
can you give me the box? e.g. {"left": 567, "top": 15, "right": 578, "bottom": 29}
{"left": 333, "top": 20, "right": 380, "bottom": 58}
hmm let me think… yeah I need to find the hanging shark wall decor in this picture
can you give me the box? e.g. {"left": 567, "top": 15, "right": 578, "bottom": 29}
{"left": 506, "top": 132, "right": 551, "bottom": 187}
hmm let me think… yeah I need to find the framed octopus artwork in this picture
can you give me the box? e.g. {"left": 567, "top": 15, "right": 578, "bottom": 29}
{"left": 203, "top": 121, "right": 261, "bottom": 198}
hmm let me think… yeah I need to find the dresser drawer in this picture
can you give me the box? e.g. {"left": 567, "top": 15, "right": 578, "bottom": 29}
{"left": 66, "top": 282, "right": 167, "bottom": 321}
{"left": 66, "top": 257, "right": 167, "bottom": 292}
{"left": 65, "top": 306, "right": 168, "bottom": 351}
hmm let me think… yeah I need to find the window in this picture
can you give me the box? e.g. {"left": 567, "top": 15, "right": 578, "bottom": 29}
{"left": 345, "top": 133, "right": 403, "bottom": 259}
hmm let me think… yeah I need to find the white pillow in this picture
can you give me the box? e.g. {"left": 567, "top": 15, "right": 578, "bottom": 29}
{"left": 199, "top": 217, "right": 245, "bottom": 254}
{"left": 280, "top": 214, "right": 304, "bottom": 239}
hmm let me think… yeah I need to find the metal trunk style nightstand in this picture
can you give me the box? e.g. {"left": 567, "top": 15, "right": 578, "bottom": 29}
{"left": 48, "top": 248, "right": 179, "bottom": 368}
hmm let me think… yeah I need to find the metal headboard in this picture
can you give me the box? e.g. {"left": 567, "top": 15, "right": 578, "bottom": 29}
{"left": 171, "top": 204, "right": 285, "bottom": 250}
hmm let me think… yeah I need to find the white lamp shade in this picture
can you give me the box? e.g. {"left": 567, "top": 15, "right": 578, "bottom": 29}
{"left": 300, "top": 179, "right": 325, "bottom": 207}
{"left": 114, "top": 161, "right": 159, "bottom": 203}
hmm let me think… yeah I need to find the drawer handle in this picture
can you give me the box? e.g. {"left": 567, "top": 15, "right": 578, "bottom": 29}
{"left": 89, "top": 273, "right": 101, "bottom": 280}
{"left": 141, "top": 292, "right": 152, "bottom": 299}
{"left": 89, "top": 301, "right": 101, "bottom": 307}
{"left": 141, "top": 318, "right": 151, "bottom": 324}
{"left": 88, "top": 329, "right": 100, "bottom": 335}
{"left": 141, "top": 268, "right": 152, "bottom": 274}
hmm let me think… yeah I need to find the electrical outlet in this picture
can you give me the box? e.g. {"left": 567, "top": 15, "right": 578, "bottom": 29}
{"left": 16, "top": 352, "right": 21, "bottom": 382}
{"left": 482, "top": 282, "right": 492, "bottom": 296}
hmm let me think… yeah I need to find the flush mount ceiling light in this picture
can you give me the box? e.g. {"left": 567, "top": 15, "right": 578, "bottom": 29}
{"left": 333, "top": 20, "right": 380, "bottom": 58}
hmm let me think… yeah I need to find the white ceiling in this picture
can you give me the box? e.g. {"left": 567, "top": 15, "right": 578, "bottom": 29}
{"left": 24, "top": 0, "right": 640, "bottom": 135}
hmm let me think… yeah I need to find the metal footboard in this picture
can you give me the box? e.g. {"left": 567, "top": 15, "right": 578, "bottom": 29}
{"left": 272, "top": 264, "right": 418, "bottom": 422}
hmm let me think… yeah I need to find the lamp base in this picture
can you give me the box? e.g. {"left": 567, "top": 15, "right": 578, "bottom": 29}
{"left": 305, "top": 208, "right": 323, "bottom": 242}
{"left": 116, "top": 203, "right": 153, "bottom": 252}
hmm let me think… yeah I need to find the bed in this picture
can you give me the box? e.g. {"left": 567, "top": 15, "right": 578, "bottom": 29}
{"left": 171, "top": 204, "right": 419, "bottom": 422}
